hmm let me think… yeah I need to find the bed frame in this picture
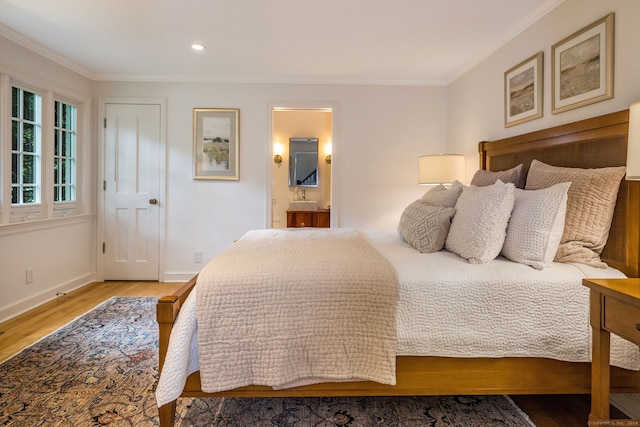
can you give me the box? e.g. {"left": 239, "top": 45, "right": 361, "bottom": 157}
{"left": 157, "top": 109, "right": 640, "bottom": 426}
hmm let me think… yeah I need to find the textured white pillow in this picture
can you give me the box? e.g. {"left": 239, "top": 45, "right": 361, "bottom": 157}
{"left": 445, "top": 180, "right": 515, "bottom": 263}
{"left": 502, "top": 182, "right": 570, "bottom": 269}
{"left": 420, "top": 180, "right": 464, "bottom": 207}
{"left": 398, "top": 201, "right": 455, "bottom": 253}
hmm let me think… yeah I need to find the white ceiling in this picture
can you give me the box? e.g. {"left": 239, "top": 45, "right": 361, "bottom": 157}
{"left": 0, "top": 0, "right": 564, "bottom": 85}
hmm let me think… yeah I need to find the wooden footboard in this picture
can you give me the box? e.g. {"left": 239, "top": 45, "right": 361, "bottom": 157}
{"left": 156, "top": 275, "right": 640, "bottom": 427}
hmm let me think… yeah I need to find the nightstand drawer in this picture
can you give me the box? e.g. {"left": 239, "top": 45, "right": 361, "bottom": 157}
{"left": 604, "top": 296, "right": 640, "bottom": 345}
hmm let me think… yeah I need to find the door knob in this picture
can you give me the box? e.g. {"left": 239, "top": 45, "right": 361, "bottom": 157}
{"left": 149, "top": 198, "right": 158, "bottom": 205}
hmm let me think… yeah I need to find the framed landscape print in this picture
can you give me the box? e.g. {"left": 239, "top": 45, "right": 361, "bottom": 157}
{"left": 505, "top": 52, "right": 543, "bottom": 127}
{"left": 551, "top": 13, "right": 614, "bottom": 114}
{"left": 193, "top": 108, "right": 239, "bottom": 180}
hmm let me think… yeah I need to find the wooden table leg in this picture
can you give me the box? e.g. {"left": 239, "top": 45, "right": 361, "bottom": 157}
{"left": 590, "top": 290, "right": 611, "bottom": 422}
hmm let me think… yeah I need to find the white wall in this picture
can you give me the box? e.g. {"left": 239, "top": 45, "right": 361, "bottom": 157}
{"left": 0, "top": 36, "right": 96, "bottom": 322}
{"left": 448, "top": 0, "right": 640, "bottom": 178}
{"left": 92, "top": 81, "right": 448, "bottom": 280}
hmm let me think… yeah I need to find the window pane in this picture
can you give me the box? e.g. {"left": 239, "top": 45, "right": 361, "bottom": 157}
{"left": 23, "top": 154, "right": 35, "bottom": 184}
{"left": 23, "top": 187, "right": 35, "bottom": 204}
{"left": 54, "top": 158, "right": 60, "bottom": 184}
{"left": 12, "top": 121, "right": 19, "bottom": 151}
{"left": 23, "top": 91, "right": 36, "bottom": 121}
{"left": 11, "top": 187, "right": 18, "bottom": 204}
{"left": 64, "top": 132, "right": 73, "bottom": 156}
{"left": 12, "top": 154, "right": 18, "bottom": 184}
{"left": 12, "top": 87, "right": 20, "bottom": 117}
{"left": 23, "top": 123, "right": 35, "bottom": 152}
{"left": 54, "top": 129, "right": 60, "bottom": 156}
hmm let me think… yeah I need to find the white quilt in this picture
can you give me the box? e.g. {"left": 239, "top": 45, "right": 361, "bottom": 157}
{"left": 156, "top": 230, "right": 640, "bottom": 408}
{"left": 195, "top": 228, "right": 399, "bottom": 393}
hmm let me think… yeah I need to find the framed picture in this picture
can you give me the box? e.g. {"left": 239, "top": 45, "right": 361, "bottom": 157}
{"left": 505, "top": 52, "right": 543, "bottom": 127}
{"left": 551, "top": 13, "right": 614, "bottom": 114}
{"left": 193, "top": 108, "right": 239, "bottom": 180}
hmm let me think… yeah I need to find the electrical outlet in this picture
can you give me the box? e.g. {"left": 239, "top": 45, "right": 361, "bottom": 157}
{"left": 194, "top": 251, "right": 203, "bottom": 263}
{"left": 25, "top": 267, "right": 33, "bottom": 284}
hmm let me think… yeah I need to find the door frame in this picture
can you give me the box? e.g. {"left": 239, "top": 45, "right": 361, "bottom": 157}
{"left": 96, "top": 97, "right": 167, "bottom": 281}
{"left": 267, "top": 101, "right": 339, "bottom": 228}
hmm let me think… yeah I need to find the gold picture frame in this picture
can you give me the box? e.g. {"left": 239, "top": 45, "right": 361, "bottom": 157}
{"left": 505, "top": 52, "right": 543, "bottom": 127}
{"left": 193, "top": 108, "right": 239, "bottom": 180}
{"left": 551, "top": 13, "right": 614, "bottom": 114}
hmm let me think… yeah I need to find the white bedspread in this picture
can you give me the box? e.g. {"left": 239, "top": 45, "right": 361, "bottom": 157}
{"left": 156, "top": 230, "right": 640, "bottom": 408}
{"left": 195, "top": 228, "right": 399, "bottom": 393}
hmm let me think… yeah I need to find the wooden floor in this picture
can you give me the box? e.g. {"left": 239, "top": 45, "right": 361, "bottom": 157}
{"left": 0, "top": 281, "right": 629, "bottom": 427}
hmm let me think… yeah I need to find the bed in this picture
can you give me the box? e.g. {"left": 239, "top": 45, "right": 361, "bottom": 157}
{"left": 156, "top": 109, "right": 640, "bottom": 427}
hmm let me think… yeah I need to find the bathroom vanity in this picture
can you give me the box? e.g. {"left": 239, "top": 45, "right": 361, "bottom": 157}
{"left": 286, "top": 209, "right": 330, "bottom": 228}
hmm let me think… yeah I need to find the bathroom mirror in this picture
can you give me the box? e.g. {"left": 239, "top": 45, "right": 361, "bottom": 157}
{"left": 289, "top": 138, "right": 318, "bottom": 187}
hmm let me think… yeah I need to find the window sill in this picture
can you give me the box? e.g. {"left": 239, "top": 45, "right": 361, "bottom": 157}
{"left": 0, "top": 213, "right": 92, "bottom": 237}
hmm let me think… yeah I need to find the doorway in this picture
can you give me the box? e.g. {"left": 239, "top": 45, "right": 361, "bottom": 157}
{"left": 271, "top": 107, "right": 334, "bottom": 228}
{"left": 100, "top": 99, "right": 165, "bottom": 280}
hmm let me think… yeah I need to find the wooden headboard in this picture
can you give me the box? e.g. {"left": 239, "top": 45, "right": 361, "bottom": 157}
{"left": 479, "top": 110, "right": 640, "bottom": 277}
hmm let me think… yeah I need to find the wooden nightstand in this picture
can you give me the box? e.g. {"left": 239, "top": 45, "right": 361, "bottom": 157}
{"left": 583, "top": 278, "right": 640, "bottom": 423}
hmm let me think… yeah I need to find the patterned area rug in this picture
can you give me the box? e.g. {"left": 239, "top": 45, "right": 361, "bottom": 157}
{"left": 0, "top": 297, "right": 536, "bottom": 426}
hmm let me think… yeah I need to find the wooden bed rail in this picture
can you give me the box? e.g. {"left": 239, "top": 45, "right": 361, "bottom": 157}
{"left": 156, "top": 275, "right": 197, "bottom": 427}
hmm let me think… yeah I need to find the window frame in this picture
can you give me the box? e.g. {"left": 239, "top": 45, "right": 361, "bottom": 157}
{"left": 9, "top": 82, "right": 44, "bottom": 221}
{"left": 52, "top": 97, "right": 78, "bottom": 215}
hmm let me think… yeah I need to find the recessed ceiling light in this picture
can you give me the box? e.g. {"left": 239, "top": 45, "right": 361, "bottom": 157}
{"left": 190, "top": 43, "right": 206, "bottom": 51}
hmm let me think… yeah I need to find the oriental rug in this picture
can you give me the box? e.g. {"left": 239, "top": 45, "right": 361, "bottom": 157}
{"left": 0, "top": 297, "right": 536, "bottom": 426}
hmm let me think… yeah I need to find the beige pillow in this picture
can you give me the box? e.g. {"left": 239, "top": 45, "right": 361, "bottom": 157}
{"left": 525, "top": 159, "right": 626, "bottom": 268}
{"left": 471, "top": 164, "right": 525, "bottom": 188}
{"left": 420, "top": 180, "right": 464, "bottom": 207}
{"left": 398, "top": 201, "right": 455, "bottom": 253}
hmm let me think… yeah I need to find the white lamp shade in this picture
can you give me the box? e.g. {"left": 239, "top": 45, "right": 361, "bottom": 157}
{"left": 628, "top": 101, "right": 640, "bottom": 180}
{"left": 419, "top": 154, "right": 465, "bottom": 184}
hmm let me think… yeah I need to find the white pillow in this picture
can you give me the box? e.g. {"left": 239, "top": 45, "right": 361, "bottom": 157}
{"left": 501, "top": 182, "right": 570, "bottom": 269}
{"left": 445, "top": 180, "right": 515, "bottom": 263}
{"left": 398, "top": 201, "right": 455, "bottom": 253}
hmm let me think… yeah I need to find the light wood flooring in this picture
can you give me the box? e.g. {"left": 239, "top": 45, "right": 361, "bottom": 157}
{"left": 0, "top": 281, "right": 629, "bottom": 426}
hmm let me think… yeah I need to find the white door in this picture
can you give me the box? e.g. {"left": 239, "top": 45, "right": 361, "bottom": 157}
{"left": 103, "top": 103, "right": 161, "bottom": 280}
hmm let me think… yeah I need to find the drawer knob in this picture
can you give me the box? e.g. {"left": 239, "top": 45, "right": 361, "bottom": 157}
{"left": 636, "top": 323, "right": 640, "bottom": 332}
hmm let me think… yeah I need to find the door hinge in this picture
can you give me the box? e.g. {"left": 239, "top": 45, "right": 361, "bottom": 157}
{"left": 103, "top": 117, "right": 106, "bottom": 128}
{"left": 103, "top": 180, "right": 106, "bottom": 191}
{"left": 102, "top": 242, "right": 105, "bottom": 253}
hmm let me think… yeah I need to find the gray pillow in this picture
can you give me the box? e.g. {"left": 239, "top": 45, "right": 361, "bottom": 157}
{"left": 398, "top": 201, "right": 455, "bottom": 253}
{"left": 420, "top": 180, "right": 464, "bottom": 207}
{"left": 471, "top": 164, "right": 525, "bottom": 188}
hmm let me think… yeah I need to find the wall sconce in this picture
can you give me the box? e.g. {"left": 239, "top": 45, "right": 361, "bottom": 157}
{"left": 273, "top": 141, "right": 284, "bottom": 164}
{"left": 627, "top": 101, "right": 640, "bottom": 180}
{"left": 418, "top": 154, "right": 465, "bottom": 185}
{"left": 324, "top": 141, "right": 332, "bottom": 164}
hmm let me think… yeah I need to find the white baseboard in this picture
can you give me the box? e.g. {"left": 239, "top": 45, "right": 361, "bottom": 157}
{"left": 612, "top": 393, "right": 640, "bottom": 418}
{"left": 161, "top": 271, "right": 198, "bottom": 282}
{"left": 0, "top": 273, "right": 95, "bottom": 323}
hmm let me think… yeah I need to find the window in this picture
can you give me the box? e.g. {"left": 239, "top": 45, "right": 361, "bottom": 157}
{"left": 11, "top": 86, "right": 42, "bottom": 205}
{"left": 53, "top": 101, "right": 76, "bottom": 203}
{"left": 2, "top": 76, "right": 85, "bottom": 226}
